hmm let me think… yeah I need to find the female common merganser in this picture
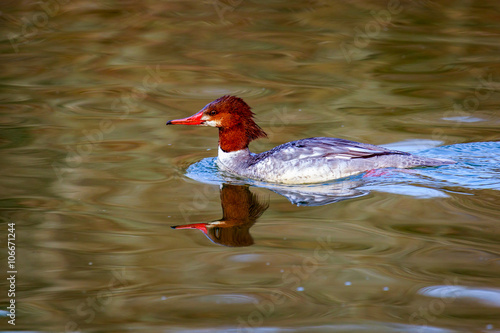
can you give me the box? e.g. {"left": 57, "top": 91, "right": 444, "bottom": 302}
{"left": 166, "top": 95, "right": 455, "bottom": 184}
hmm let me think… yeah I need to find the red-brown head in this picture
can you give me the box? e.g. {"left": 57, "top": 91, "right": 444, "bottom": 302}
{"left": 167, "top": 95, "right": 267, "bottom": 152}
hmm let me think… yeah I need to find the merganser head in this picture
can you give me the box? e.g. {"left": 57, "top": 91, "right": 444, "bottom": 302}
{"left": 167, "top": 95, "right": 267, "bottom": 152}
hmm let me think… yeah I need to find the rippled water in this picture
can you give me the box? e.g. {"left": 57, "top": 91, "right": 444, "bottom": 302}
{"left": 1, "top": 1, "right": 500, "bottom": 332}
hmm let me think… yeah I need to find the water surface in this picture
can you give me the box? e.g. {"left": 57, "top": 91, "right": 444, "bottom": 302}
{"left": 1, "top": 1, "right": 500, "bottom": 332}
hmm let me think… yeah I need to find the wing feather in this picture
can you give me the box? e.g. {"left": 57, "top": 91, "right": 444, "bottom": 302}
{"left": 252, "top": 137, "right": 409, "bottom": 164}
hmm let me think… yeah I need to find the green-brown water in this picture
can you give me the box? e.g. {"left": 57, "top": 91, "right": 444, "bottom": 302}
{"left": 1, "top": 1, "right": 500, "bottom": 332}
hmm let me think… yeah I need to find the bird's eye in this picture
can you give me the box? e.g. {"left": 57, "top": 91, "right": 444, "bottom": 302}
{"left": 209, "top": 110, "right": 217, "bottom": 116}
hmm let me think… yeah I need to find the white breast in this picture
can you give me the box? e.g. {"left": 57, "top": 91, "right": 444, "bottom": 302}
{"left": 216, "top": 147, "right": 252, "bottom": 174}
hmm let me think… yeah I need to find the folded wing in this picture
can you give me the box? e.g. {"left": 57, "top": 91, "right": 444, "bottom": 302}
{"left": 253, "top": 137, "right": 409, "bottom": 163}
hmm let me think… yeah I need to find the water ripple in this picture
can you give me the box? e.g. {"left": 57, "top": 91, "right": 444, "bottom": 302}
{"left": 159, "top": 85, "right": 274, "bottom": 99}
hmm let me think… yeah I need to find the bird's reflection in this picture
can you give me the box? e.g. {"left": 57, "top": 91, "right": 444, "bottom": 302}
{"left": 172, "top": 184, "right": 268, "bottom": 247}
{"left": 172, "top": 179, "right": 369, "bottom": 246}
{"left": 265, "top": 179, "right": 366, "bottom": 206}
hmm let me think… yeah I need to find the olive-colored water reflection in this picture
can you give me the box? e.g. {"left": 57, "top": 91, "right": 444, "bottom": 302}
{"left": 172, "top": 184, "right": 268, "bottom": 247}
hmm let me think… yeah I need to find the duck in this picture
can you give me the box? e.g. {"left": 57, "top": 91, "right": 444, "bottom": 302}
{"left": 166, "top": 95, "right": 455, "bottom": 184}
